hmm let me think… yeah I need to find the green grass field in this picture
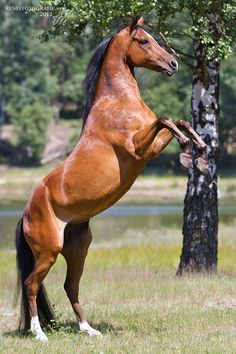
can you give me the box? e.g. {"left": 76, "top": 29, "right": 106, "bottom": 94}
{"left": 0, "top": 167, "right": 235, "bottom": 353}
{"left": 0, "top": 224, "right": 236, "bottom": 354}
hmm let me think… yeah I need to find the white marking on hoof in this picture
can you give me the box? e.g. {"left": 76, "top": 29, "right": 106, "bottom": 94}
{"left": 79, "top": 321, "right": 102, "bottom": 337}
{"left": 30, "top": 315, "right": 48, "bottom": 342}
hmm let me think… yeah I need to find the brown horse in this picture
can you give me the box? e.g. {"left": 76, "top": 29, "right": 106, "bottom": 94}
{"left": 15, "top": 17, "right": 208, "bottom": 341}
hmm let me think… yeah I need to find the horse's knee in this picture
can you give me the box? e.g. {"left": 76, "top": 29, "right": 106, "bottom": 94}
{"left": 176, "top": 119, "right": 190, "bottom": 128}
{"left": 159, "top": 116, "right": 173, "bottom": 125}
{"left": 64, "top": 282, "right": 78, "bottom": 303}
{"left": 176, "top": 119, "right": 184, "bottom": 125}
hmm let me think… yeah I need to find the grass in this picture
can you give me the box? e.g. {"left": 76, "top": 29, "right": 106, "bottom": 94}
{"left": 0, "top": 164, "right": 235, "bottom": 352}
{"left": 0, "top": 222, "right": 236, "bottom": 354}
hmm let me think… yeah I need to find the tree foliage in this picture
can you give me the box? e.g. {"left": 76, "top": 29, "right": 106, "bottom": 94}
{"left": 1, "top": 0, "right": 236, "bottom": 165}
{"left": 0, "top": 1, "right": 58, "bottom": 163}
{"left": 14, "top": 103, "right": 55, "bottom": 163}
{"left": 42, "top": 0, "right": 236, "bottom": 61}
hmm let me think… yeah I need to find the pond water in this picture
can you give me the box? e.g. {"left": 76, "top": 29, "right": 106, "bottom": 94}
{"left": 0, "top": 201, "right": 235, "bottom": 249}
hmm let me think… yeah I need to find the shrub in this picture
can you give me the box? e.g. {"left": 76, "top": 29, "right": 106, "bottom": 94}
{"left": 14, "top": 103, "right": 56, "bottom": 164}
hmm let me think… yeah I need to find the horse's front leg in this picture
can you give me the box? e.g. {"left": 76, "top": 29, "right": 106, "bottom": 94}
{"left": 138, "top": 117, "right": 208, "bottom": 174}
{"left": 132, "top": 117, "right": 193, "bottom": 169}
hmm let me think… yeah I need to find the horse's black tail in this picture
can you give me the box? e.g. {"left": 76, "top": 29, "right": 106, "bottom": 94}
{"left": 15, "top": 218, "right": 55, "bottom": 332}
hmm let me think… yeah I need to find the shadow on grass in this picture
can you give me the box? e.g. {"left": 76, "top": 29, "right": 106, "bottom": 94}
{"left": 2, "top": 329, "right": 30, "bottom": 339}
{"left": 95, "top": 321, "right": 123, "bottom": 334}
{"left": 3, "top": 321, "right": 124, "bottom": 339}
{"left": 57, "top": 320, "right": 124, "bottom": 335}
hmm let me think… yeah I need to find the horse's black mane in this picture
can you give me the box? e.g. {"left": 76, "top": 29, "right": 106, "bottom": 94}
{"left": 83, "top": 34, "right": 115, "bottom": 123}
{"left": 82, "top": 22, "right": 142, "bottom": 124}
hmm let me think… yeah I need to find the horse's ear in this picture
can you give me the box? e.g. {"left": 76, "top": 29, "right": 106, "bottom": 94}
{"left": 137, "top": 17, "right": 144, "bottom": 26}
{"left": 130, "top": 16, "right": 138, "bottom": 34}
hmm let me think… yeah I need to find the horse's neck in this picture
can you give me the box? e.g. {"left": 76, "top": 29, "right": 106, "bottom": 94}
{"left": 97, "top": 42, "right": 141, "bottom": 100}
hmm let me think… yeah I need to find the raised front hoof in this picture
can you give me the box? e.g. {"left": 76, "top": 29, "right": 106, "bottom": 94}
{"left": 180, "top": 152, "right": 193, "bottom": 170}
{"left": 195, "top": 157, "right": 209, "bottom": 175}
{"left": 79, "top": 321, "right": 102, "bottom": 337}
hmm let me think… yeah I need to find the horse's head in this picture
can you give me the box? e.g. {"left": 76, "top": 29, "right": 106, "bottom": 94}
{"left": 124, "top": 17, "right": 178, "bottom": 76}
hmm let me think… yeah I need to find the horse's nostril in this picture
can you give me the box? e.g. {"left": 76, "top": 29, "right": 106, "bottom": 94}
{"left": 170, "top": 60, "right": 178, "bottom": 70}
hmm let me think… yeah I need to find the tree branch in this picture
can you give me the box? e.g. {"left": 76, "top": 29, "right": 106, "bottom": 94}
{"left": 170, "top": 45, "right": 195, "bottom": 59}
{"left": 174, "top": 29, "right": 195, "bottom": 41}
{"left": 159, "top": 32, "right": 194, "bottom": 71}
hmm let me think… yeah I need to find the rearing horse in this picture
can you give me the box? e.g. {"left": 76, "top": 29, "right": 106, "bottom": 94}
{"left": 16, "top": 17, "right": 208, "bottom": 341}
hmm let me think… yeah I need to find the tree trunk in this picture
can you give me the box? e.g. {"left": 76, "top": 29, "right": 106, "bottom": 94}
{"left": 177, "top": 33, "right": 220, "bottom": 274}
{"left": 0, "top": 99, "right": 5, "bottom": 139}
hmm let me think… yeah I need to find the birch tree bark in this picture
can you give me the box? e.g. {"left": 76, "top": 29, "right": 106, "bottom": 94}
{"left": 177, "top": 31, "right": 220, "bottom": 273}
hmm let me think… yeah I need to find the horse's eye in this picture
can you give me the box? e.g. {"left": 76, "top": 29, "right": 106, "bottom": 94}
{"left": 139, "top": 39, "right": 149, "bottom": 45}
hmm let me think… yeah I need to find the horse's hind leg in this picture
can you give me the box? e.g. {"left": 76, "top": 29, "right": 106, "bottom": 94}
{"left": 25, "top": 250, "right": 59, "bottom": 341}
{"left": 61, "top": 221, "right": 101, "bottom": 336}
{"left": 22, "top": 208, "right": 64, "bottom": 341}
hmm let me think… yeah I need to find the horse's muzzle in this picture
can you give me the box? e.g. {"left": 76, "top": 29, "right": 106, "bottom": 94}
{"left": 163, "top": 59, "right": 178, "bottom": 76}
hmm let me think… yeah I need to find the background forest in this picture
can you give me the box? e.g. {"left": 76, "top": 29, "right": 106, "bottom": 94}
{"left": 0, "top": 4, "right": 235, "bottom": 169}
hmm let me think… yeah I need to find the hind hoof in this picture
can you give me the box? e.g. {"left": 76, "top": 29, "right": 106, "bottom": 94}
{"left": 195, "top": 157, "right": 209, "bottom": 175}
{"left": 30, "top": 316, "right": 48, "bottom": 342}
{"left": 35, "top": 332, "right": 48, "bottom": 342}
{"left": 79, "top": 321, "right": 102, "bottom": 337}
{"left": 180, "top": 152, "right": 193, "bottom": 169}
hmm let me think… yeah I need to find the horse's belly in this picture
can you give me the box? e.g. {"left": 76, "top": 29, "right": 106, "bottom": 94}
{"left": 47, "top": 151, "right": 144, "bottom": 222}
{"left": 54, "top": 176, "right": 134, "bottom": 222}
